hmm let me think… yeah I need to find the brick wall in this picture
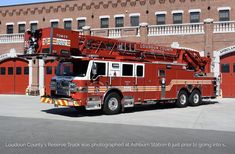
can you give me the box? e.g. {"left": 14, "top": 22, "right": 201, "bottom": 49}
{"left": 0, "top": 0, "right": 235, "bottom": 55}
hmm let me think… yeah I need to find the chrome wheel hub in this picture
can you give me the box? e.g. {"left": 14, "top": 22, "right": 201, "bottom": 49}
{"left": 180, "top": 94, "right": 187, "bottom": 105}
{"left": 108, "top": 98, "right": 119, "bottom": 111}
{"left": 193, "top": 94, "right": 199, "bottom": 104}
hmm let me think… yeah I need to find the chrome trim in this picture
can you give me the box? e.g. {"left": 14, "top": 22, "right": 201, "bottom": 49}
{"left": 193, "top": 93, "right": 200, "bottom": 104}
{"left": 179, "top": 94, "right": 187, "bottom": 105}
{"left": 152, "top": 61, "right": 187, "bottom": 66}
{"left": 86, "top": 97, "right": 102, "bottom": 110}
{"left": 123, "top": 96, "right": 134, "bottom": 108}
{"left": 108, "top": 97, "right": 119, "bottom": 111}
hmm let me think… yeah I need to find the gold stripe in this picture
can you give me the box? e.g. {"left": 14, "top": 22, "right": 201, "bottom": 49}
{"left": 40, "top": 97, "right": 44, "bottom": 102}
{"left": 87, "top": 79, "right": 213, "bottom": 93}
{"left": 63, "top": 100, "right": 68, "bottom": 106}
{"left": 58, "top": 100, "right": 63, "bottom": 106}
{"left": 41, "top": 97, "right": 53, "bottom": 104}
{"left": 60, "top": 100, "right": 64, "bottom": 106}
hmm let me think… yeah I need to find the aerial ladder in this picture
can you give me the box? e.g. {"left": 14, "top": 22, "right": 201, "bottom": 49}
{"left": 24, "top": 27, "right": 211, "bottom": 74}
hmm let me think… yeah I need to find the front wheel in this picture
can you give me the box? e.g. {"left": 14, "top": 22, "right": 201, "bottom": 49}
{"left": 176, "top": 90, "right": 189, "bottom": 108}
{"left": 189, "top": 90, "right": 202, "bottom": 106}
{"left": 103, "top": 93, "right": 121, "bottom": 115}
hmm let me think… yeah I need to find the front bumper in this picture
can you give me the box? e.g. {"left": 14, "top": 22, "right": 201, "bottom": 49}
{"left": 40, "top": 96, "right": 80, "bottom": 107}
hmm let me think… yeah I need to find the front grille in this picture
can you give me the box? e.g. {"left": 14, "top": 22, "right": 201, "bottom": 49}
{"left": 56, "top": 80, "right": 70, "bottom": 96}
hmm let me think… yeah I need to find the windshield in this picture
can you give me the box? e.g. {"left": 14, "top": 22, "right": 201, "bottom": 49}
{"left": 56, "top": 60, "right": 89, "bottom": 77}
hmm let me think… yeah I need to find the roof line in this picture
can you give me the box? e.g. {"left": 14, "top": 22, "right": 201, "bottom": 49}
{"left": 0, "top": 0, "right": 65, "bottom": 8}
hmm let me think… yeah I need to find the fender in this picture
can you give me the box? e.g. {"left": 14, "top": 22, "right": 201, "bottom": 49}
{"left": 102, "top": 88, "right": 123, "bottom": 103}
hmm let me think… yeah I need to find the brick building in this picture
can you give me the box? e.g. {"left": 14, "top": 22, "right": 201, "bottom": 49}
{"left": 0, "top": 0, "right": 234, "bottom": 97}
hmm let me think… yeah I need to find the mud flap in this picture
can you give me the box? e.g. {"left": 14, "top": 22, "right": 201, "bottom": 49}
{"left": 121, "top": 98, "right": 125, "bottom": 112}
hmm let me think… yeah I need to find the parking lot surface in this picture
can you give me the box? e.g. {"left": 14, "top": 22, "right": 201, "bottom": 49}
{"left": 0, "top": 95, "right": 235, "bottom": 154}
{"left": 0, "top": 95, "right": 234, "bottom": 132}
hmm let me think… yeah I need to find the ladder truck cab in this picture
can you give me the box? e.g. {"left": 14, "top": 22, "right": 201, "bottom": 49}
{"left": 24, "top": 28, "right": 217, "bottom": 115}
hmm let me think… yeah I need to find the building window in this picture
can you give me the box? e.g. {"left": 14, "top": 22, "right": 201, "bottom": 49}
{"left": 46, "top": 66, "right": 52, "bottom": 75}
{"left": 122, "top": 64, "right": 133, "bottom": 76}
{"left": 115, "top": 17, "right": 124, "bottom": 27}
{"left": 0, "top": 67, "right": 6, "bottom": 75}
{"left": 136, "top": 65, "right": 144, "bottom": 77}
{"left": 221, "top": 63, "right": 230, "bottom": 73}
{"left": 130, "top": 16, "right": 139, "bottom": 26}
{"left": 24, "top": 67, "right": 29, "bottom": 75}
{"left": 30, "top": 23, "right": 38, "bottom": 32}
{"left": 96, "top": 63, "right": 106, "bottom": 75}
{"left": 64, "top": 20, "right": 72, "bottom": 30}
{"left": 6, "top": 25, "right": 14, "bottom": 34}
{"left": 173, "top": 13, "right": 183, "bottom": 24}
{"left": 100, "top": 18, "right": 109, "bottom": 28}
{"left": 77, "top": 20, "right": 86, "bottom": 29}
{"left": 51, "top": 21, "right": 59, "bottom": 28}
{"left": 156, "top": 14, "right": 166, "bottom": 25}
{"left": 8, "top": 67, "right": 13, "bottom": 75}
{"left": 16, "top": 67, "right": 22, "bottom": 75}
{"left": 91, "top": 62, "right": 106, "bottom": 79}
{"left": 219, "top": 10, "right": 230, "bottom": 21}
{"left": 190, "top": 12, "right": 200, "bottom": 23}
{"left": 233, "top": 64, "right": 235, "bottom": 73}
{"left": 18, "top": 24, "right": 25, "bottom": 33}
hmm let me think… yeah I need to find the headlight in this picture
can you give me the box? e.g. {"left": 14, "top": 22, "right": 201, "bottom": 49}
{"left": 69, "top": 82, "right": 77, "bottom": 92}
{"left": 77, "top": 87, "right": 88, "bottom": 92}
{"left": 69, "top": 82, "right": 88, "bottom": 93}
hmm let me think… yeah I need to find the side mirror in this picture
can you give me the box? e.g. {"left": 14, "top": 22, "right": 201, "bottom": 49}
{"left": 92, "top": 62, "right": 97, "bottom": 75}
{"left": 91, "top": 62, "right": 98, "bottom": 81}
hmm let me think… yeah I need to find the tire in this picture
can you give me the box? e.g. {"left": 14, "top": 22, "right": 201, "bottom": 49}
{"left": 176, "top": 90, "right": 189, "bottom": 108}
{"left": 103, "top": 93, "right": 121, "bottom": 115}
{"left": 189, "top": 90, "right": 202, "bottom": 106}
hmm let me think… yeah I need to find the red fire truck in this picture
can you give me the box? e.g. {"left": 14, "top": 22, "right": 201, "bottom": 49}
{"left": 24, "top": 28, "right": 217, "bottom": 114}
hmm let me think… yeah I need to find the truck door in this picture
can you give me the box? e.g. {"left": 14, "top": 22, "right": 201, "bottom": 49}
{"left": 120, "top": 63, "right": 135, "bottom": 101}
{"left": 108, "top": 62, "right": 121, "bottom": 87}
{"left": 89, "top": 61, "right": 108, "bottom": 95}
{"left": 144, "top": 64, "right": 158, "bottom": 100}
{"left": 134, "top": 64, "right": 145, "bottom": 102}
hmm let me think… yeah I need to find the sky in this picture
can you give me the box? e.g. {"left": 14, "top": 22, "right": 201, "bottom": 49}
{"left": 0, "top": 0, "right": 59, "bottom": 6}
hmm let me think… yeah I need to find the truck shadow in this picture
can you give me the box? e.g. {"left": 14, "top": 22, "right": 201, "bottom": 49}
{"left": 41, "top": 100, "right": 219, "bottom": 118}
{"left": 42, "top": 107, "right": 103, "bottom": 117}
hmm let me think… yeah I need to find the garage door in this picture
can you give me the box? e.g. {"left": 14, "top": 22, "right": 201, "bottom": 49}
{"left": 44, "top": 60, "right": 58, "bottom": 95}
{"left": 220, "top": 53, "right": 235, "bottom": 98}
{"left": 0, "top": 58, "right": 29, "bottom": 94}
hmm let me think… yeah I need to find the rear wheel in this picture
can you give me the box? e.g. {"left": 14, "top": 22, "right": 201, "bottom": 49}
{"left": 103, "top": 93, "right": 121, "bottom": 115}
{"left": 176, "top": 90, "right": 189, "bottom": 108}
{"left": 189, "top": 90, "right": 202, "bottom": 106}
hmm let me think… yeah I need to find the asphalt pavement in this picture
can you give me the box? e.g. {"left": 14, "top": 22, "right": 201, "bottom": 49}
{"left": 0, "top": 95, "right": 235, "bottom": 154}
